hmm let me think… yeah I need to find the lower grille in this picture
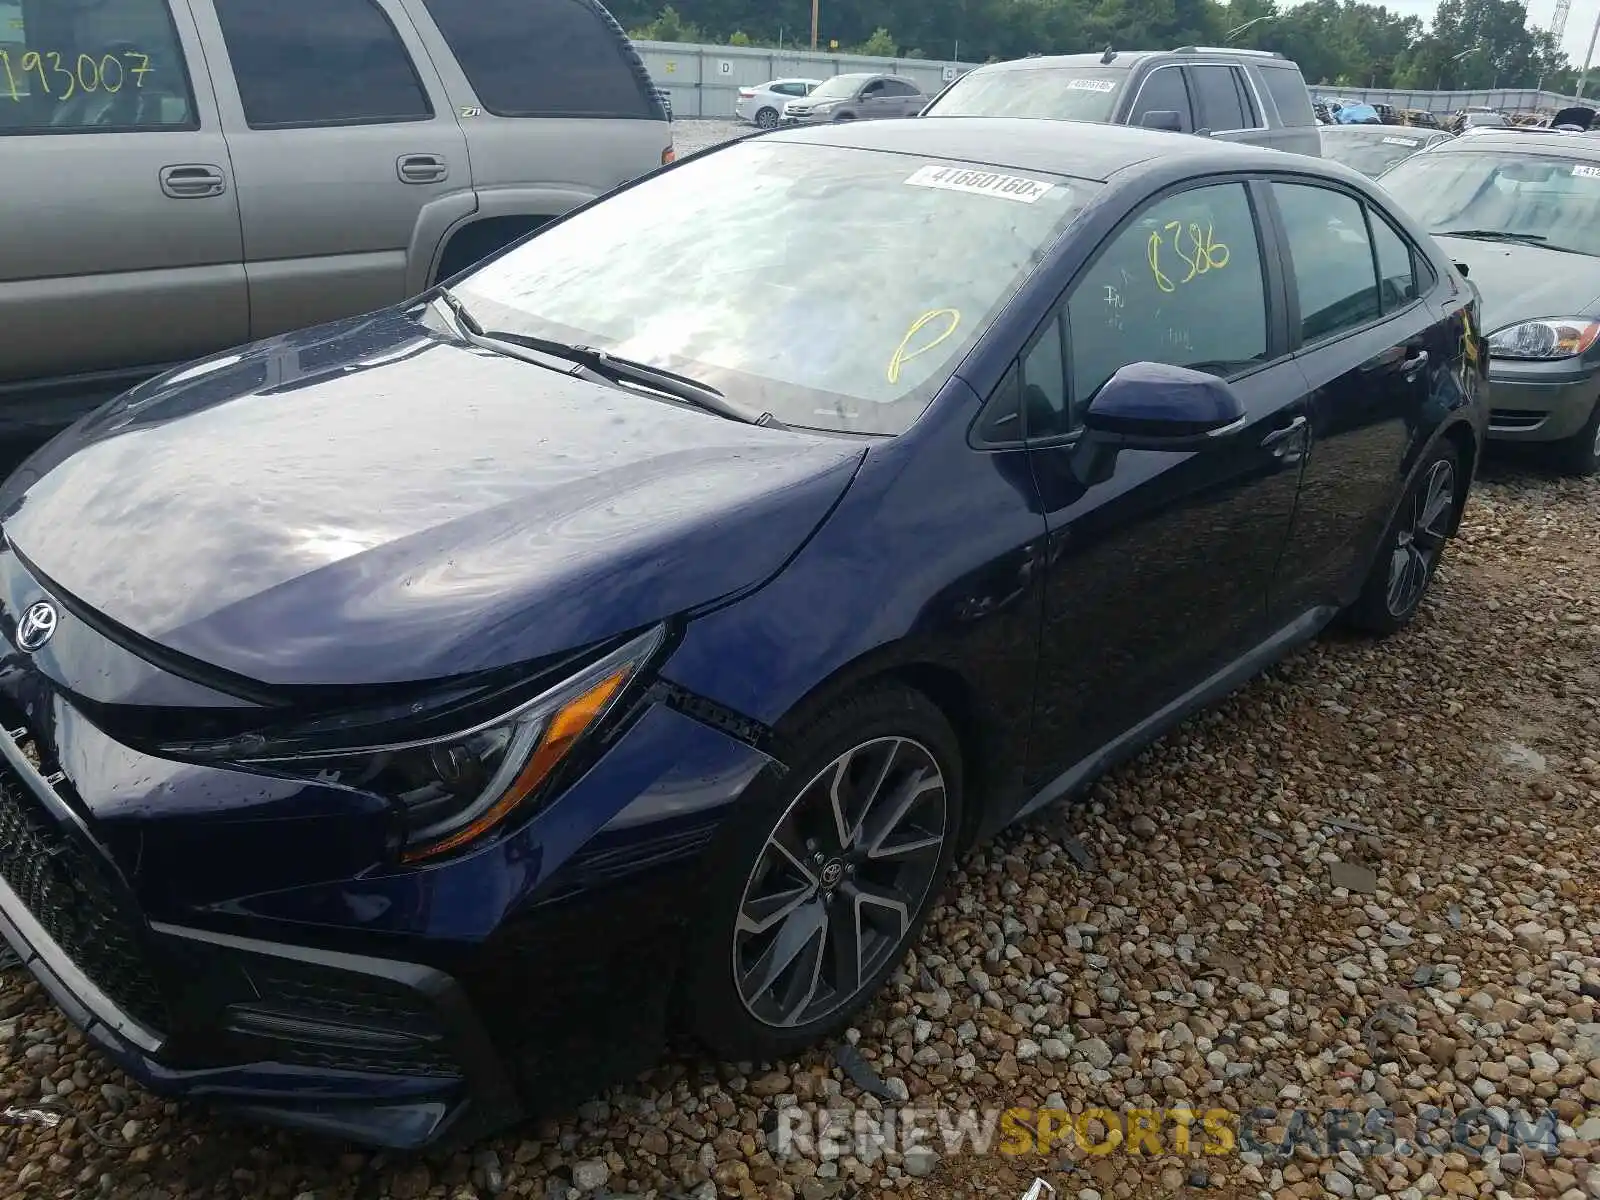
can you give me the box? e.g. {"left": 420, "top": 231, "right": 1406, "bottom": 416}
{"left": 0, "top": 769, "right": 170, "bottom": 1032}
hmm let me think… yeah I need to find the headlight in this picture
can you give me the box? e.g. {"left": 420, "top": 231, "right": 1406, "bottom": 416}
{"left": 811, "top": 100, "right": 839, "bottom": 111}
{"left": 233, "top": 626, "right": 664, "bottom": 863}
{"left": 1486, "top": 317, "right": 1600, "bottom": 360}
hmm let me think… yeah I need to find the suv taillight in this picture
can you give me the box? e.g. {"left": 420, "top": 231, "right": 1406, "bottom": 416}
{"left": 662, "top": 147, "right": 676, "bottom": 164}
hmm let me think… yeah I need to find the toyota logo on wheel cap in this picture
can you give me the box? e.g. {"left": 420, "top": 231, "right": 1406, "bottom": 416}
{"left": 16, "top": 601, "right": 58, "bottom": 653}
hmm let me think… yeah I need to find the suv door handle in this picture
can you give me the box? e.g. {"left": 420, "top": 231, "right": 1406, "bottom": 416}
{"left": 160, "top": 164, "right": 226, "bottom": 199}
{"left": 1402, "top": 349, "right": 1429, "bottom": 378}
{"left": 397, "top": 154, "right": 448, "bottom": 184}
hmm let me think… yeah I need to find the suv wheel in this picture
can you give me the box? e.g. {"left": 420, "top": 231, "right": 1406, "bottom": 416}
{"left": 679, "top": 685, "right": 962, "bottom": 1062}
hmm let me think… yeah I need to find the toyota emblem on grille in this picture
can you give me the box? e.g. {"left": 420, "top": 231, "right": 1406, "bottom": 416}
{"left": 16, "top": 601, "right": 58, "bottom": 653}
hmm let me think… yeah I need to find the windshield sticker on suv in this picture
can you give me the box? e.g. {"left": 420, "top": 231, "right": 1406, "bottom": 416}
{"left": 905, "top": 165, "right": 1056, "bottom": 203}
{"left": 1382, "top": 136, "right": 1419, "bottom": 146}
{"left": 1067, "top": 78, "right": 1118, "bottom": 92}
{"left": 1572, "top": 164, "right": 1600, "bottom": 179}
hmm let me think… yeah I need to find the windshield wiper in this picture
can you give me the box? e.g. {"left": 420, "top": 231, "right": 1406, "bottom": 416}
{"left": 1435, "top": 229, "right": 1550, "bottom": 245}
{"left": 435, "top": 289, "right": 783, "bottom": 428}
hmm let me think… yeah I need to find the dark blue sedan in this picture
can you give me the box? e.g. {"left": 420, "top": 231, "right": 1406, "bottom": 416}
{"left": 0, "top": 118, "right": 1485, "bottom": 1148}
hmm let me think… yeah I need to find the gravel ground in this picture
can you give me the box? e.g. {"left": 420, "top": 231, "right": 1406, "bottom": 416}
{"left": 1, "top": 457, "right": 1598, "bottom": 1200}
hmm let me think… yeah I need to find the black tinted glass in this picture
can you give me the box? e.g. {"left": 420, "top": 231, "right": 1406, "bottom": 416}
{"left": 1129, "top": 67, "right": 1191, "bottom": 131}
{"left": 215, "top": 0, "right": 431, "bottom": 128}
{"left": 1370, "top": 212, "right": 1418, "bottom": 311}
{"left": 422, "top": 0, "right": 653, "bottom": 118}
{"left": 1273, "top": 182, "right": 1381, "bottom": 342}
{"left": 1190, "top": 65, "right": 1248, "bottom": 131}
{"left": 1259, "top": 65, "right": 1316, "bottom": 127}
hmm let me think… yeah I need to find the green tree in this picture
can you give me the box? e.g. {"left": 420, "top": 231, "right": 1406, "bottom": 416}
{"left": 857, "top": 27, "right": 898, "bottom": 56}
{"left": 728, "top": 29, "right": 751, "bottom": 45}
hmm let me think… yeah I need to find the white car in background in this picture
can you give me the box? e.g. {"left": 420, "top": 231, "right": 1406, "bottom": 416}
{"left": 736, "top": 78, "right": 824, "bottom": 129}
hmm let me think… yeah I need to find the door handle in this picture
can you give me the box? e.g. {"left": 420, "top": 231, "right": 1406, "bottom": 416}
{"left": 1402, "top": 349, "right": 1430, "bottom": 378}
{"left": 1260, "top": 414, "right": 1308, "bottom": 451}
{"left": 159, "top": 164, "right": 226, "bottom": 199}
{"left": 397, "top": 154, "right": 448, "bottom": 184}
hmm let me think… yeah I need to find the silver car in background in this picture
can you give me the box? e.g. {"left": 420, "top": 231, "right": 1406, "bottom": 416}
{"left": 735, "top": 78, "right": 821, "bottom": 129}
{"left": 0, "top": 0, "right": 671, "bottom": 471}
{"left": 780, "top": 73, "right": 926, "bottom": 125}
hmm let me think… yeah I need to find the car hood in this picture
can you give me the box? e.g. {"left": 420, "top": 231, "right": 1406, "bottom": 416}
{"left": 1434, "top": 236, "right": 1600, "bottom": 329}
{"left": 0, "top": 310, "right": 866, "bottom": 688}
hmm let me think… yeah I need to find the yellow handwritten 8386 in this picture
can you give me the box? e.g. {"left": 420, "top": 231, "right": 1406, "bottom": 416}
{"left": 0, "top": 48, "right": 153, "bottom": 104}
{"left": 1146, "top": 219, "right": 1229, "bottom": 294}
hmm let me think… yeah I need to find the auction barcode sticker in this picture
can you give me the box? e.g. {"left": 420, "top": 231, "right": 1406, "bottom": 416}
{"left": 1382, "top": 136, "right": 1419, "bottom": 146}
{"left": 1066, "top": 78, "right": 1117, "bottom": 92}
{"left": 1573, "top": 164, "right": 1600, "bottom": 179}
{"left": 905, "top": 164, "right": 1056, "bottom": 203}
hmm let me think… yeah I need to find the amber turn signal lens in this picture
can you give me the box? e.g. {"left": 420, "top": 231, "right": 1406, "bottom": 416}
{"left": 401, "top": 666, "right": 632, "bottom": 863}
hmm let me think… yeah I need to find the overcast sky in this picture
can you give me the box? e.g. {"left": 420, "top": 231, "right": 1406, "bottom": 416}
{"left": 1377, "top": 0, "right": 1599, "bottom": 63}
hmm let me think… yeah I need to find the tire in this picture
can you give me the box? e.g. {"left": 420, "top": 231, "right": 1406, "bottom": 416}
{"left": 1548, "top": 399, "right": 1600, "bottom": 477}
{"left": 833, "top": 111, "right": 857, "bottom": 122}
{"left": 755, "top": 106, "right": 779, "bottom": 129}
{"left": 1344, "top": 440, "right": 1463, "bottom": 635}
{"left": 678, "top": 684, "right": 963, "bottom": 1063}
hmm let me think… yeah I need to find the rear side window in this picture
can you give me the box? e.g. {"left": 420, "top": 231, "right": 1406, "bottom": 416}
{"left": 1258, "top": 65, "right": 1317, "bottom": 128}
{"left": 1189, "top": 65, "right": 1251, "bottom": 132}
{"left": 215, "top": 0, "right": 432, "bottom": 128}
{"left": 420, "top": 0, "right": 655, "bottom": 119}
{"left": 0, "top": 0, "right": 198, "bottom": 133}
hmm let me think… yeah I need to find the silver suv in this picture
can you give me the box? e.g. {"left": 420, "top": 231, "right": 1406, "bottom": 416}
{"left": 780, "top": 74, "right": 928, "bottom": 125}
{"left": 0, "top": 0, "right": 671, "bottom": 464}
{"left": 922, "top": 46, "right": 1322, "bottom": 157}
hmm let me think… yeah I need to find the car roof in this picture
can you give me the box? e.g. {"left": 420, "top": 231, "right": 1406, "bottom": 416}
{"left": 1429, "top": 128, "right": 1600, "bottom": 159}
{"left": 766, "top": 116, "right": 1301, "bottom": 183}
{"left": 969, "top": 49, "right": 1286, "bottom": 72}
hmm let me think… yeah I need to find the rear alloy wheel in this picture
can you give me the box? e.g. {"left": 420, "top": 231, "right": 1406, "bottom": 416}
{"left": 1345, "top": 443, "right": 1461, "bottom": 635}
{"left": 681, "top": 687, "right": 962, "bottom": 1061}
{"left": 1550, "top": 399, "right": 1600, "bottom": 477}
{"left": 755, "top": 106, "right": 779, "bottom": 129}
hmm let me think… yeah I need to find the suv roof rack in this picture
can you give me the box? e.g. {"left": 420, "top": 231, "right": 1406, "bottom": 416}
{"left": 1172, "top": 45, "right": 1286, "bottom": 58}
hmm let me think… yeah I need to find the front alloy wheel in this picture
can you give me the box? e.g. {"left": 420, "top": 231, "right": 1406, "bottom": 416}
{"left": 733, "top": 737, "right": 948, "bottom": 1028}
{"left": 680, "top": 685, "right": 962, "bottom": 1062}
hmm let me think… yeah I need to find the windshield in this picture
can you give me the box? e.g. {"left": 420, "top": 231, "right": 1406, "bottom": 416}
{"left": 452, "top": 140, "right": 1095, "bottom": 435}
{"left": 808, "top": 75, "right": 870, "bottom": 101}
{"left": 1381, "top": 150, "right": 1600, "bottom": 257}
{"left": 1320, "top": 129, "right": 1431, "bottom": 178}
{"left": 1463, "top": 113, "right": 1507, "bottom": 127}
{"left": 925, "top": 65, "right": 1125, "bottom": 122}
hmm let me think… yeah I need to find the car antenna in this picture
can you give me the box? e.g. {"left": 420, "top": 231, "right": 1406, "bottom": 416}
{"left": 1100, "top": 44, "right": 1116, "bottom": 63}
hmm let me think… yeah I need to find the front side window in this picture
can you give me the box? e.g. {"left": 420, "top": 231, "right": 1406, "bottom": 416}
{"left": 1189, "top": 65, "right": 1251, "bottom": 132}
{"left": 1128, "top": 66, "right": 1193, "bottom": 132}
{"left": 1380, "top": 150, "right": 1600, "bottom": 258}
{"left": 1272, "top": 181, "right": 1380, "bottom": 342}
{"left": 0, "top": 0, "right": 195, "bottom": 133}
{"left": 1066, "top": 182, "right": 1269, "bottom": 404}
{"left": 215, "top": 0, "right": 431, "bottom": 129}
{"left": 454, "top": 141, "right": 1097, "bottom": 436}
{"left": 422, "top": 0, "right": 654, "bottom": 118}
{"left": 924, "top": 65, "right": 1127, "bottom": 122}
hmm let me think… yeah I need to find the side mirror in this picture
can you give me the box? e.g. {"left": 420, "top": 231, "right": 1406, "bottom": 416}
{"left": 1071, "top": 362, "right": 1246, "bottom": 485}
{"left": 1139, "top": 109, "right": 1184, "bottom": 132}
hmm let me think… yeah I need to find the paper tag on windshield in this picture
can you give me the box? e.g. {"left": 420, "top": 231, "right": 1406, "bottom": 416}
{"left": 1573, "top": 164, "right": 1600, "bottom": 179}
{"left": 1067, "top": 78, "right": 1117, "bottom": 92}
{"left": 1382, "top": 136, "right": 1418, "bottom": 146}
{"left": 905, "top": 164, "right": 1055, "bottom": 204}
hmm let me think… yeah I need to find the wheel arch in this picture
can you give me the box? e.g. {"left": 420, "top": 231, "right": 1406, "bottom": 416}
{"left": 762, "top": 645, "right": 1013, "bottom": 853}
